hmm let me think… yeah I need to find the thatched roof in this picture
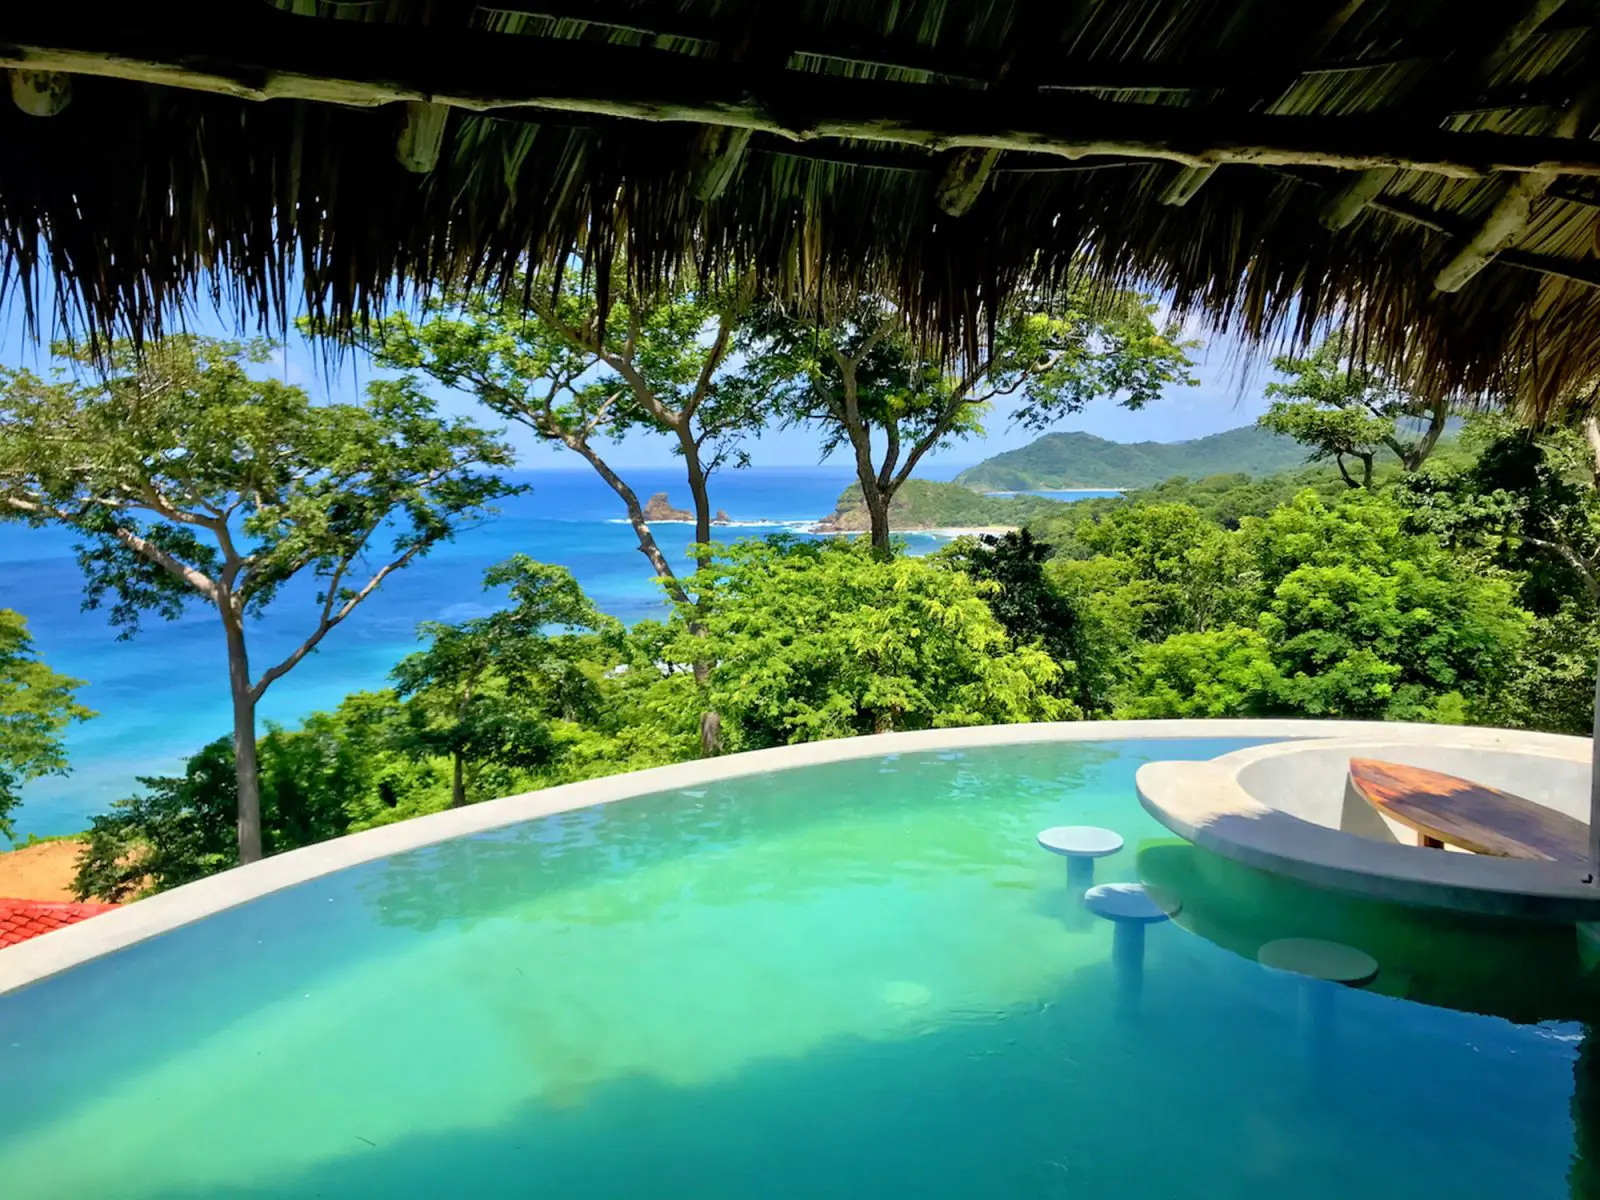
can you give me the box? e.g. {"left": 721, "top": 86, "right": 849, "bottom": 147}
{"left": 5, "top": 0, "right": 1600, "bottom": 415}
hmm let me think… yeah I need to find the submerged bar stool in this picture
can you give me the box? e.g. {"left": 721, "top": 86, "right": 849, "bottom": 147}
{"left": 1085, "top": 882, "right": 1180, "bottom": 1002}
{"left": 1259, "top": 937, "right": 1379, "bottom": 1072}
{"left": 1037, "top": 826, "right": 1124, "bottom": 888}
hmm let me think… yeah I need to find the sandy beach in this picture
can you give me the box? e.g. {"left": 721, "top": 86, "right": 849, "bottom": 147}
{"left": 918, "top": 526, "right": 1018, "bottom": 539}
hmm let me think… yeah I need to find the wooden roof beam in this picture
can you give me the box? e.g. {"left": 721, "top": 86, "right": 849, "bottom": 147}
{"left": 1158, "top": 0, "right": 1374, "bottom": 209}
{"left": 1434, "top": 170, "right": 1563, "bottom": 291}
{"left": 8, "top": 11, "right": 1600, "bottom": 180}
{"left": 1433, "top": 86, "right": 1598, "bottom": 292}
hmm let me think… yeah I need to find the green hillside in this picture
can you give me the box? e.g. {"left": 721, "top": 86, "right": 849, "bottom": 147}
{"left": 953, "top": 426, "right": 1308, "bottom": 491}
{"left": 815, "top": 479, "right": 1064, "bottom": 532}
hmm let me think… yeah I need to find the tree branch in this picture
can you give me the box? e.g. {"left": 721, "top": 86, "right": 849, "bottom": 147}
{"left": 1520, "top": 532, "right": 1600, "bottom": 601}
{"left": 581, "top": 389, "right": 625, "bottom": 439}
{"left": 6, "top": 493, "right": 220, "bottom": 601}
{"left": 684, "top": 311, "right": 735, "bottom": 423}
{"left": 526, "top": 291, "right": 680, "bottom": 428}
{"left": 879, "top": 420, "right": 900, "bottom": 491}
{"left": 251, "top": 540, "right": 432, "bottom": 700}
{"left": 110, "top": 523, "right": 219, "bottom": 601}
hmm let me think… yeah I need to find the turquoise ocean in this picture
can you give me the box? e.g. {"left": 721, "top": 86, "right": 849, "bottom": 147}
{"left": 0, "top": 466, "right": 1117, "bottom": 837}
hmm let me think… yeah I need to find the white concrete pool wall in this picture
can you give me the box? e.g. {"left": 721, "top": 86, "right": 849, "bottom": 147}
{"left": 2, "top": 718, "right": 1590, "bottom": 996}
{"left": 1136, "top": 728, "right": 1600, "bottom": 922}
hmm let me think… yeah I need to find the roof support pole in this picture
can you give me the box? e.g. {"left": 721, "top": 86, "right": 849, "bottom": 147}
{"left": 1157, "top": 166, "right": 1215, "bottom": 207}
{"left": 394, "top": 100, "right": 448, "bottom": 173}
{"left": 1319, "top": 167, "right": 1394, "bottom": 230}
{"left": 8, "top": 68, "right": 70, "bottom": 116}
{"left": 690, "top": 125, "right": 752, "bottom": 201}
{"left": 934, "top": 147, "right": 1001, "bottom": 216}
{"left": 1589, "top": 651, "right": 1599, "bottom": 883}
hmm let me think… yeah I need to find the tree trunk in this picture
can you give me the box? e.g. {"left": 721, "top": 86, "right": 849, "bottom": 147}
{"left": 832, "top": 355, "right": 895, "bottom": 559}
{"left": 671, "top": 423, "right": 724, "bottom": 754}
{"left": 865, "top": 487, "right": 893, "bottom": 557}
{"left": 220, "top": 604, "right": 264, "bottom": 864}
{"left": 677, "top": 424, "right": 714, "bottom": 551}
{"left": 451, "top": 750, "right": 466, "bottom": 808}
{"left": 1334, "top": 454, "right": 1360, "bottom": 489}
{"left": 565, "top": 436, "right": 692, "bottom": 605}
{"left": 1360, "top": 453, "right": 1375, "bottom": 490}
{"left": 699, "top": 709, "right": 723, "bottom": 756}
{"left": 1409, "top": 400, "right": 1449, "bottom": 471}
{"left": 841, "top": 419, "right": 891, "bottom": 556}
{"left": 1584, "top": 417, "right": 1600, "bottom": 490}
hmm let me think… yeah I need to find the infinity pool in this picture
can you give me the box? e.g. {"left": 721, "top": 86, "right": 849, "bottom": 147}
{"left": 0, "top": 738, "right": 1594, "bottom": 1197}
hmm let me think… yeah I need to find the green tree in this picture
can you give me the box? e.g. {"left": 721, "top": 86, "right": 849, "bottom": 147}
{"left": 304, "top": 690, "right": 453, "bottom": 830}
{"left": 391, "top": 555, "right": 620, "bottom": 808}
{"left": 1474, "top": 603, "right": 1599, "bottom": 736}
{"left": 350, "top": 274, "right": 768, "bottom": 585}
{"left": 1399, "top": 418, "right": 1600, "bottom": 607}
{"left": 756, "top": 286, "right": 1196, "bottom": 555}
{"left": 350, "top": 273, "right": 782, "bottom": 755}
{"left": 671, "top": 537, "right": 1068, "bottom": 748}
{"left": 1065, "top": 503, "right": 1250, "bottom": 641}
{"left": 1043, "top": 502, "right": 1254, "bottom": 712}
{"left": 0, "top": 610, "right": 94, "bottom": 842}
{"left": 0, "top": 336, "right": 516, "bottom": 864}
{"left": 1042, "top": 488, "right": 1524, "bottom": 723}
{"left": 1259, "top": 335, "right": 1450, "bottom": 489}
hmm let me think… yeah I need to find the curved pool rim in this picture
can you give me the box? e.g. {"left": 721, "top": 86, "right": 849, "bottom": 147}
{"left": 2, "top": 718, "right": 1585, "bottom": 995}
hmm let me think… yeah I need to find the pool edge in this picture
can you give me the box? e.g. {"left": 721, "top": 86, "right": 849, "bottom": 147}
{"left": 2, "top": 718, "right": 1587, "bottom": 995}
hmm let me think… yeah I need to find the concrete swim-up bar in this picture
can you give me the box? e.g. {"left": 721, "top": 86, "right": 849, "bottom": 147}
{"left": 1136, "top": 728, "right": 1600, "bottom": 922}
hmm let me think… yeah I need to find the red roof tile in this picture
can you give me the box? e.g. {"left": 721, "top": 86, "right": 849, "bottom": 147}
{"left": 0, "top": 898, "right": 118, "bottom": 948}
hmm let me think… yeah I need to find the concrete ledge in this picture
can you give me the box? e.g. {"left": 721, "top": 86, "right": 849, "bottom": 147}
{"left": 1136, "top": 728, "right": 1600, "bottom": 922}
{"left": 0, "top": 718, "right": 1553, "bottom": 995}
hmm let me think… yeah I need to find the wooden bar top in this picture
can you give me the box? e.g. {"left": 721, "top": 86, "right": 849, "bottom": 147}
{"left": 1348, "top": 758, "right": 1590, "bottom": 865}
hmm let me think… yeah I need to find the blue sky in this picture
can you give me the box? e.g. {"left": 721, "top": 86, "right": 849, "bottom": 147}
{"left": 0, "top": 292, "right": 1280, "bottom": 470}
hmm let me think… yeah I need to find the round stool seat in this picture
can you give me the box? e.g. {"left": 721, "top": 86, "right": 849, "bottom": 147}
{"left": 1259, "top": 938, "right": 1378, "bottom": 986}
{"left": 1037, "top": 826, "right": 1124, "bottom": 859}
{"left": 1084, "top": 882, "right": 1180, "bottom": 924}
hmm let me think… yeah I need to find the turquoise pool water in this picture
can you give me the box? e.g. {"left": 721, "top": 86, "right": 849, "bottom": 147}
{"left": 0, "top": 738, "right": 1595, "bottom": 1198}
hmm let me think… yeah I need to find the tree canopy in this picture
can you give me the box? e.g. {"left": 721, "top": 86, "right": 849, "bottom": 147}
{"left": 60, "top": 452, "right": 1586, "bottom": 903}
{"left": 0, "top": 335, "right": 516, "bottom": 861}
{"left": 752, "top": 284, "right": 1196, "bottom": 554}
{"left": 391, "top": 555, "right": 620, "bottom": 808}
